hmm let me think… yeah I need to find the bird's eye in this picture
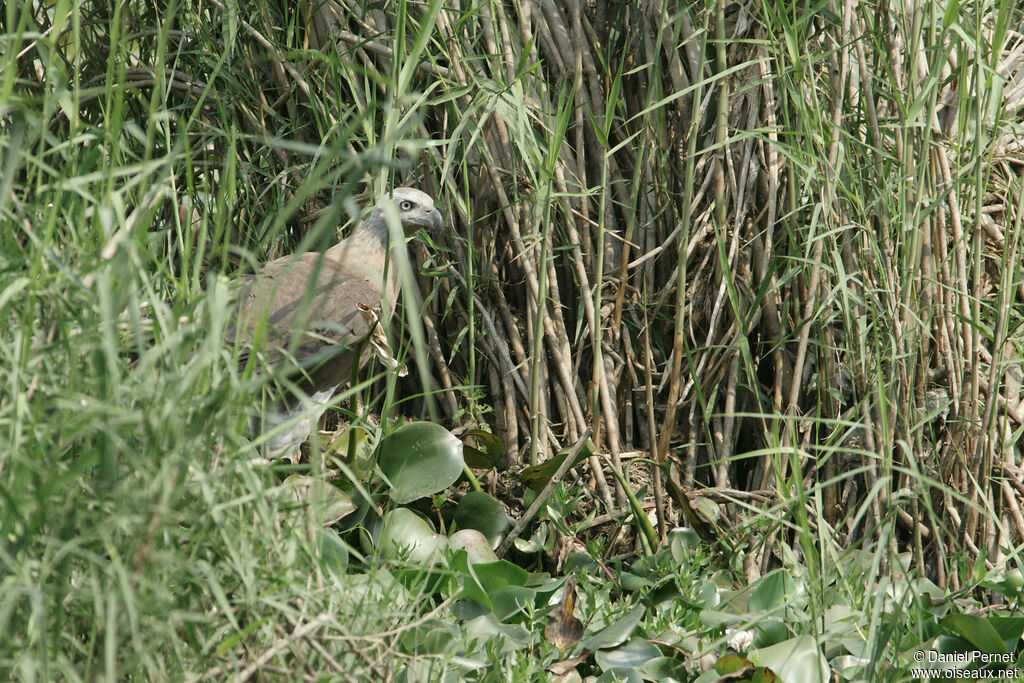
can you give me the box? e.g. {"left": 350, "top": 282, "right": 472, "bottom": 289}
{"left": 400, "top": 200, "right": 413, "bottom": 211}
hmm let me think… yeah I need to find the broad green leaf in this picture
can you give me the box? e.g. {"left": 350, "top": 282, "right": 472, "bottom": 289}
{"left": 463, "top": 613, "right": 532, "bottom": 653}
{"left": 669, "top": 527, "right": 702, "bottom": 563}
{"left": 986, "top": 616, "right": 1024, "bottom": 643}
{"left": 491, "top": 585, "right": 538, "bottom": 623}
{"left": 376, "top": 508, "right": 448, "bottom": 563}
{"left": 326, "top": 426, "right": 374, "bottom": 480}
{"left": 397, "top": 619, "right": 460, "bottom": 656}
{"left": 749, "top": 569, "right": 798, "bottom": 612}
{"left": 594, "top": 637, "right": 661, "bottom": 671}
{"left": 594, "top": 668, "right": 644, "bottom": 683}
{"left": 449, "top": 529, "right": 499, "bottom": 564}
{"left": 643, "top": 655, "right": 690, "bottom": 681}
{"left": 698, "top": 609, "right": 741, "bottom": 629}
{"left": 940, "top": 614, "right": 1009, "bottom": 654}
{"left": 318, "top": 528, "right": 350, "bottom": 572}
{"left": 471, "top": 559, "right": 531, "bottom": 592}
{"left": 454, "top": 491, "right": 510, "bottom": 542}
{"left": 281, "top": 474, "right": 356, "bottom": 526}
{"left": 453, "top": 553, "right": 530, "bottom": 610}
{"left": 755, "top": 619, "right": 793, "bottom": 648}
{"left": 452, "top": 551, "right": 492, "bottom": 609}
{"left": 379, "top": 422, "right": 464, "bottom": 504}
{"left": 520, "top": 439, "right": 597, "bottom": 490}
{"left": 748, "top": 635, "right": 829, "bottom": 683}
{"left": 462, "top": 429, "right": 504, "bottom": 469}
{"left": 514, "top": 522, "right": 551, "bottom": 553}
{"left": 580, "top": 605, "right": 646, "bottom": 651}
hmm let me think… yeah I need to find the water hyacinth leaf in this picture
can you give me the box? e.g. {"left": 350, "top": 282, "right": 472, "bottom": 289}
{"left": 461, "top": 428, "right": 504, "bottom": 469}
{"left": 317, "top": 527, "right": 349, "bottom": 573}
{"left": 643, "top": 655, "right": 691, "bottom": 681}
{"left": 449, "top": 529, "right": 499, "bottom": 564}
{"left": 453, "top": 553, "right": 531, "bottom": 611}
{"left": 514, "top": 521, "right": 551, "bottom": 553}
{"left": 281, "top": 474, "right": 356, "bottom": 526}
{"left": 472, "top": 559, "right": 531, "bottom": 592}
{"left": 594, "top": 667, "right": 644, "bottom": 683}
{"left": 463, "top": 613, "right": 532, "bottom": 653}
{"left": 669, "top": 527, "right": 701, "bottom": 563}
{"left": 397, "top": 619, "right": 461, "bottom": 656}
{"left": 491, "top": 585, "right": 538, "bottom": 623}
{"left": 326, "top": 426, "right": 374, "bottom": 479}
{"left": 520, "top": 439, "right": 597, "bottom": 490}
{"left": 452, "top": 551, "right": 492, "bottom": 610}
{"left": 594, "top": 637, "right": 661, "bottom": 672}
{"left": 698, "top": 609, "right": 741, "bottom": 629}
{"left": 376, "top": 508, "right": 448, "bottom": 563}
{"left": 619, "top": 572, "right": 651, "bottom": 593}
{"left": 985, "top": 615, "right": 1024, "bottom": 644}
{"left": 939, "top": 613, "right": 1015, "bottom": 653}
{"left": 748, "top": 635, "right": 829, "bottom": 683}
{"left": 579, "top": 604, "right": 646, "bottom": 651}
{"left": 749, "top": 569, "right": 798, "bottom": 613}
{"left": 454, "top": 490, "right": 510, "bottom": 541}
{"left": 379, "top": 421, "right": 464, "bottom": 504}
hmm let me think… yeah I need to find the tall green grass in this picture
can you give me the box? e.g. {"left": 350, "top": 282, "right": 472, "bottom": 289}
{"left": 2, "top": 0, "right": 1023, "bottom": 678}
{"left": 0, "top": 1, "right": 445, "bottom": 678}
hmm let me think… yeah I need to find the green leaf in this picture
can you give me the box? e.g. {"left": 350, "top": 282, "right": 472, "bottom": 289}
{"left": 461, "top": 429, "right": 504, "bottom": 469}
{"left": 491, "top": 585, "right": 538, "bottom": 623}
{"left": 514, "top": 522, "right": 551, "bottom": 553}
{"left": 397, "top": 619, "right": 460, "bottom": 656}
{"left": 698, "top": 609, "right": 741, "bottom": 629}
{"left": 580, "top": 605, "right": 646, "bottom": 651}
{"left": 594, "top": 637, "right": 661, "bottom": 671}
{"left": 452, "top": 551, "right": 491, "bottom": 609}
{"left": 376, "top": 508, "right": 448, "bottom": 563}
{"left": 318, "top": 528, "right": 350, "bottom": 572}
{"left": 520, "top": 439, "right": 597, "bottom": 490}
{"left": 463, "top": 613, "right": 532, "bottom": 653}
{"left": 325, "top": 426, "right": 374, "bottom": 480}
{"left": 669, "top": 527, "right": 701, "bottom": 562}
{"left": 942, "top": 0, "right": 961, "bottom": 28}
{"left": 449, "top": 529, "right": 499, "bottom": 564}
{"left": 454, "top": 491, "right": 510, "bottom": 542}
{"left": 986, "top": 616, "right": 1024, "bottom": 643}
{"left": 748, "top": 569, "right": 798, "bottom": 613}
{"left": 642, "top": 655, "right": 689, "bottom": 681}
{"left": 940, "top": 614, "right": 1010, "bottom": 654}
{"left": 716, "top": 654, "right": 755, "bottom": 674}
{"left": 453, "top": 553, "right": 530, "bottom": 611}
{"left": 379, "top": 422, "right": 464, "bottom": 504}
{"left": 748, "top": 635, "right": 829, "bottom": 683}
{"left": 471, "top": 559, "right": 531, "bottom": 593}
{"left": 754, "top": 619, "right": 791, "bottom": 648}
{"left": 594, "top": 668, "right": 644, "bottom": 683}
{"left": 280, "top": 474, "right": 356, "bottom": 527}
{"left": 619, "top": 572, "right": 651, "bottom": 593}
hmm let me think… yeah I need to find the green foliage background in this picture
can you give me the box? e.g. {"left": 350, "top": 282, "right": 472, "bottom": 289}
{"left": 2, "top": 0, "right": 1023, "bottom": 679}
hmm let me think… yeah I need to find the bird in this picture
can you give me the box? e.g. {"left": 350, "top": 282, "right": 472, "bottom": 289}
{"left": 228, "top": 187, "right": 443, "bottom": 460}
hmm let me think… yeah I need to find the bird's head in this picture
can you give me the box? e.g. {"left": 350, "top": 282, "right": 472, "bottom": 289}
{"left": 377, "top": 187, "right": 443, "bottom": 235}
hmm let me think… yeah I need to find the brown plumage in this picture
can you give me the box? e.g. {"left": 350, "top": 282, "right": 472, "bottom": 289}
{"left": 232, "top": 257, "right": 383, "bottom": 394}
{"left": 229, "top": 187, "right": 443, "bottom": 458}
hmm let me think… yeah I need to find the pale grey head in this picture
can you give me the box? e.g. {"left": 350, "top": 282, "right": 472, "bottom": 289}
{"left": 371, "top": 187, "right": 444, "bottom": 235}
